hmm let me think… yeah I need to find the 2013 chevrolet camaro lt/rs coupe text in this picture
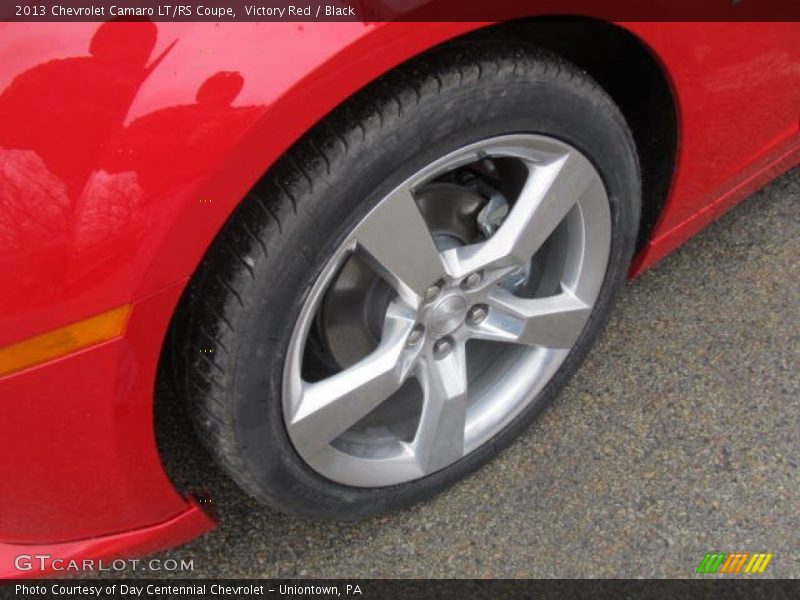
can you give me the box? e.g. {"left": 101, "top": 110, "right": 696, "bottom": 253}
{"left": 0, "top": 15, "right": 798, "bottom": 577}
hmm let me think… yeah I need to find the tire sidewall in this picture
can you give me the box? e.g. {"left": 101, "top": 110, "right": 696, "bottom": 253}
{"left": 229, "top": 61, "right": 640, "bottom": 518}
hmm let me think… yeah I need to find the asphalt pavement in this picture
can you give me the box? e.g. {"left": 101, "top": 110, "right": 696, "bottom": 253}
{"left": 153, "top": 167, "right": 799, "bottom": 578}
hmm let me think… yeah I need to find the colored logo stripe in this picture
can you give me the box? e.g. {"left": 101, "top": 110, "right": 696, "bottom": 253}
{"left": 696, "top": 552, "right": 773, "bottom": 574}
{"left": 696, "top": 553, "right": 726, "bottom": 573}
{"left": 745, "top": 553, "right": 773, "bottom": 574}
{"left": 720, "top": 553, "right": 748, "bottom": 573}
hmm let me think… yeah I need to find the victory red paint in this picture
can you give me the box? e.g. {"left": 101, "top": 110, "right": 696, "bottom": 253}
{"left": 0, "top": 18, "right": 798, "bottom": 577}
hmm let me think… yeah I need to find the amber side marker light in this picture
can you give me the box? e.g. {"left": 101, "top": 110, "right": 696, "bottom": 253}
{"left": 0, "top": 305, "right": 131, "bottom": 377}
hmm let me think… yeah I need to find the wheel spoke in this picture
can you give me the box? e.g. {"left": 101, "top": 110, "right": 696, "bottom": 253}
{"left": 354, "top": 183, "right": 445, "bottom": 305}
{"left": 287, "top": 304, "right": 418, "bottom": 454}
{"left": 443, "top": 149, "right": 599, "bottom": 279}
{"left": 471, "top": 286, "right": 592, "bottom": 348}
{"left": 413, "top": 343, "right": 469, "bottom": 474}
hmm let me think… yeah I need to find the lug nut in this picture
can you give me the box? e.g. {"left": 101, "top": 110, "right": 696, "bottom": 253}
{"left": 462, "top": 271, "right": 483, "bottom": 290}
{"left": 433, "top": 337, "right": 453, "bottom": 359}
{"left": 407, "top": 325, "right": 425, "bottom": 347}
{"left": 423, "top": 283, "right": 442, "bottom": 304}
{"left": 466, "top": 304, "right": 488, "bottom": 326}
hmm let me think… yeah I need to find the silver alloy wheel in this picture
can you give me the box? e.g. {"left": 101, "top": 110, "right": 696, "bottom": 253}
{"left": 282, "top": 134, "right": 611, "bottom": 487}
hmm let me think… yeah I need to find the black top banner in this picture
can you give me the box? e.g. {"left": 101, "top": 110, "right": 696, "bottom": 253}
{"left": 2, "top": 0, "right": 800, "bottom": 22}
{"left": 3, "top": 579, "right": 800, "bottom": 599}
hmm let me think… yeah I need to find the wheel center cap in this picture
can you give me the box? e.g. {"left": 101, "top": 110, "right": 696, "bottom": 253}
{"left": 427, "top": 294, "right": 467, "bottom": 335}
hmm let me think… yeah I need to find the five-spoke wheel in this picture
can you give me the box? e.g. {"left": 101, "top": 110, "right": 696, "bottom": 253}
{"left": 283, "top": 135, "right": 611, "bottom": 486}
{"left": 179, "top": 44, "right": 639, "bottom": 518}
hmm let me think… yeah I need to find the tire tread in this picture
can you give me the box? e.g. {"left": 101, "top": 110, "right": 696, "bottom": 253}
{"left": 174, "top": 40, "right": 638, "bottom": 514}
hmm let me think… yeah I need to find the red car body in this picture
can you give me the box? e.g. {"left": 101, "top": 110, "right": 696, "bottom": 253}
{"left": 0, "top": 18, "right": 798, "bottom": 577}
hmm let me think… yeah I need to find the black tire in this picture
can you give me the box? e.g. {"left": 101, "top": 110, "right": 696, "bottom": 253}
{"left": 175, "top": 42, "right": 640, "bottom": 519}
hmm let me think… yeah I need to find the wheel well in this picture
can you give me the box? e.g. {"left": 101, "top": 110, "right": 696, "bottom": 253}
{"left": 154, "top": 19, "right": 679, "bottom": 488}
{"left": 475, "top": 19, "right": 678, "bottom": 250}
